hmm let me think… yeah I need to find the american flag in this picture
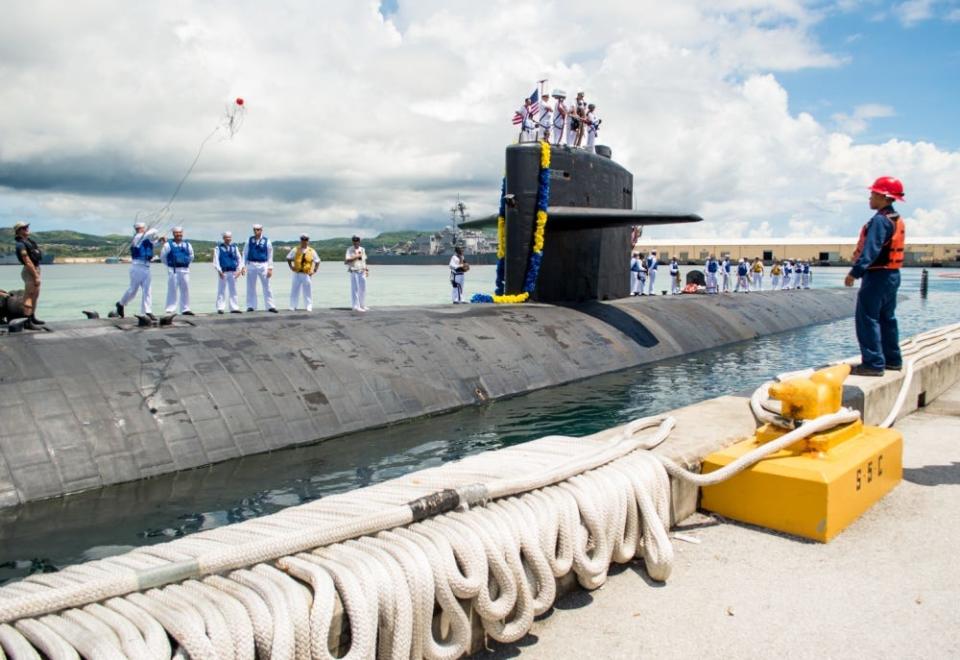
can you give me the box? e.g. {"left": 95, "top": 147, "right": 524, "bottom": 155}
{"left": 512, "top": 88, "right": 540, "bottom": 125}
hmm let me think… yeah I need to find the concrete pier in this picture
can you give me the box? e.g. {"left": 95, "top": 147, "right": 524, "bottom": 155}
{"left": 0, "top": 289, "right": 856, "bottom": 507}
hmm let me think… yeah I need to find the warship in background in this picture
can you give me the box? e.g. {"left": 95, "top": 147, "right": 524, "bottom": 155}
{"left": 367, "top": 197, "right": 498, "bottom": 265}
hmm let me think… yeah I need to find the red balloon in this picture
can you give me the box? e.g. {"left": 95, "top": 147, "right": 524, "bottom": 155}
{"left": 235, "top": 97, "right": 244, "bottom": 106}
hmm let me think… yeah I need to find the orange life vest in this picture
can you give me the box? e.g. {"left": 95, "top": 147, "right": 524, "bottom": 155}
{"left": 852, "top": 209, "right": 905, "bottom": 270}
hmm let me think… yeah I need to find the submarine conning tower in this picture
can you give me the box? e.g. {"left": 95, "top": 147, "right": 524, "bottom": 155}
{"left": 502, "top": 143, "right": 702, "bottom": 302}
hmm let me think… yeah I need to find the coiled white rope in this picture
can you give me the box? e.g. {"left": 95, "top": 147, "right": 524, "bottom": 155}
{"left": 1, "top": 325, "right": 958, "bottom": 659}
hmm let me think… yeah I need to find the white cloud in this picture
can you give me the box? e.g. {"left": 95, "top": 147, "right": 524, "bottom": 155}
{"left": 895, "top": 0, "right": 935, "bottom": 25}
{"left": 831, "top": 103, "right": 896, "bottom": 135}
{"left": 0, "top": 0, "right": 957, "bottom": 244}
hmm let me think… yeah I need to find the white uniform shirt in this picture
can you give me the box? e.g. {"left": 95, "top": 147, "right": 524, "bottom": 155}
{"left": 553, "top": 102, "right": 567, "bottom": 133}
{"left": 449, "top": 254, "right": 466, "bottom": 275}
{"left": 214, "top": 243, "right": 245, "bottom": 273}
{"left": 518, "top": 105, "right": 536, "bottom": 132}
{"left": 345, "top": 246, "right": 367, "bottom": 272}
{"left": 538, "top": 105, "right": 553, "bottom": 132}
{"left": 586, "top": 110, "right": 599, "bottom": 136}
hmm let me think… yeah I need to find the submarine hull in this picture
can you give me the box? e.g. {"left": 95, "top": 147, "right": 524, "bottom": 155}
{"left": 0, "top": 289, "right": 856, "bottom": 508}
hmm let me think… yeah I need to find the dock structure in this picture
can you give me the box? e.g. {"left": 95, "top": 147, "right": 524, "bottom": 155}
{"left": 0, "top": 326, "right": 956, "bottom": 658}
{"left": 0, "top": 289, "right": 857, "bottom": 508}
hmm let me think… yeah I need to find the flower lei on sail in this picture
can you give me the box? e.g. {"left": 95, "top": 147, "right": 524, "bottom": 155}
{"left": 471, "top": 140, "right": 550, "bottom": 304}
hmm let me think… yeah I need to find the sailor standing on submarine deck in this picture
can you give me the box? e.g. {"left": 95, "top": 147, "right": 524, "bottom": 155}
{"left": 645, "top": 250, "right": 658, "bottom": 295}
{"left": 214, "top": 231, "right": 244, "bottom": 314}
{"left": 751, "top": 257, "right": 764, "bottom": 291}
{"left": 287, "top": 233, "right": 320, "bottom": 311}
{"left": 345, "top": 235, "right": 369, "bottom": 312}
{"left": 669, "top": 257, "right": 681, "bottom": 294}
{"left": 160, "top": 227, "right": 194, "bottom": 314}
{"left": 245, "top": 224, "right": 278, "bottom": 312}
{"left": 735, "top": 258, "right": 750, "bottom": 292}
{"left": 721, "top": 257, "right": 732, "bottom": 292}
{"left": 630, "top": 251, "right": 643, "bottom": 296}
{"left": 770, "top": 261, "right": 783, "bottom": 290}
{"left": 449, "top": 245, "right": 468, "bottom": 303}
{"left": 782, "top": 260, "right": 793, "bottom": 289}
{"left": 705, "top": 255, "right": 719, "bottom": 294}
{"left": 116, "top": 221, "right": 161, "bottom": 318}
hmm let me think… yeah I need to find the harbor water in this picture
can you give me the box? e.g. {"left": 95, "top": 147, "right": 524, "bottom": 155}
{"left": 1, "top": 265, "right": 958, "bottom": 584}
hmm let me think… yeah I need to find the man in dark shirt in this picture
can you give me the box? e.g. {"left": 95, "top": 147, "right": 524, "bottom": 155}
{"left": 13, "top": 221, "right": 45, "bottom": 327}
{"left": 844, "top": 177, "right": 906, "bottom": 376}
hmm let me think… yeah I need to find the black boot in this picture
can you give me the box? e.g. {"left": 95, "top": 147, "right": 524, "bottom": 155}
{"left": 115, "top": 302, "right": 125, "bottom": 318}
{"left": 29, "top": 315, "right": 45, "bottom": 325}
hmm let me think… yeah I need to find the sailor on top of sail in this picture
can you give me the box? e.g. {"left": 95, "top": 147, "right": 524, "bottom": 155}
{"left": 160, "top": 226, "right": 195, "bottom": 314}
{"left": 551, "top": 90, "right": 567, "bottom": 146}
{"left": 215, "top": 231, "right": 244, "bottom": 314}
{"left": 115, "top": 221, "right": 161, "bottom": 319}
{"left": 519, "top": 97, "right": 537, "bottom": 143}
{"left": 245, "top": 224, "right": 277, "bottom": 312}
{"left": 585, "top": 103, "right": 600, "bottom": 153}
{"left": 537, "top": 95, "right": 553, "bottom": 143}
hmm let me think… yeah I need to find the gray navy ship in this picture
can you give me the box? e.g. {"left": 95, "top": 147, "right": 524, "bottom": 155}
{"left": 0, "top": 142, "right": 856, "bottom": 508}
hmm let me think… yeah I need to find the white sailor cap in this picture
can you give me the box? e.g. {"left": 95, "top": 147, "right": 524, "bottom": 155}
{"left": 222, "top": 230, "right": 233, "bottom": 238}
{"left": 172, "top": 226, "right": 184, "bottom": 233}
{"left": 252, "top": 223, "right": 263, "bottom": 230}
{"left": 552, "top": 89, "right": 566, "bottom": 98}
{"left": 134, "top": 221, "right": 146, "bottom": 229}
{"left": 300, "top": 233, "right": 309, "bottom": 240}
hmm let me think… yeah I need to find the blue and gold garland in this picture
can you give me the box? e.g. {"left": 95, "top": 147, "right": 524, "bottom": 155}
{"left": 472, "top": 140, "right": 551, "bottom": 304}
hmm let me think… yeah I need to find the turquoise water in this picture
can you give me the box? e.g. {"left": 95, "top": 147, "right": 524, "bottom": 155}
{"left": 1, "top": 266, "right": 958, "bottom": 582}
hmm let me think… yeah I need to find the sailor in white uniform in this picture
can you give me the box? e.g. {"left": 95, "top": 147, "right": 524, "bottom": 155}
{"left": 630, "top": 251, "right": 643, "bottom": 296}
{"left": 245, "top": 224, "right": 277, "bottom": 312}
{"left": 705, "top": 255, "right": 720, "bottom": 294}
{"left": 551, "top": 90, "right": 567, "bottom": 146}
{"left": 793, "top": 261, "right": 804, "bottom": 289}
{"left": 160, "top": 226, "right": 194, "bottom": 314}
{"left": 214, "top": 231, "right": 244, "bottom": 313}
{"left": 669, "top": 257, "right": 681, "bottom": 294}
{"left": 537, "top": 95, "right": 553, "bottom": 143}
{"left": 287, "top": 233, "right": 320, "bottom": 311}
{"left": 585, "top": 103, "right": 600, "bottom": 153}
{"left": 449, "top": 246, "right": 469, "bottom": 303}
{"left": 735, "top": 258, "right": 750, "bottom": 292}
{"left": 802, "top": 261, "right": 812, "bottom": 289}
{"left": 567, "top": 91, "right": 587, "bottom": 147}
{"left": 345, "top": 235, "right": 369, "bottom": 311}
{"left": 519, "top": 98, "right": 537, "bottom": 143}
{"left": 645, "top": 249, "right": 659, "bottom": 295}
{"left": 782, "top": 260, "right": 793, "bottom": 289}
{"left": 721, "top": 257, "right": 732, "bottom": 292}
{"left": 116, "top": 221, "right": 161, "bottom": 318}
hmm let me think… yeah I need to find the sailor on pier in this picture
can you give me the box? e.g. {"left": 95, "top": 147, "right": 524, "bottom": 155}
{"left": 161, "top": 227, "right": 194, "bottom": 314}
{"left": 721, "top": 257, "right": 732, "bottom": 292}
{"left": 449, "top": 246, "right": 469, "bottom": 303}
{"left": 287, "top": 233, "right": 319, "bottom": 311}
{"left": 705, "top": 255, "right": 720, "bottom": 293}
{"left": 735, "top": 258, "right": 750, "bottom": 292}
{"left": 751, "top": 258, "right": 764, "bottom": 291}
{"left": 245, "top": 224, "right": 277, "bottom": 312}
{"left": 345, "top": 235, "right": 369, "bottom": 312}
{"left": 770, "top": 261, "right": 783, "bottom": 289}
{"left": 793, "top": 261, "right": 804, "bottom": 289}
{"left": 537, "top": 94, "right": 553, "bottom": 143}
{"left": 802, "top": 261, "right": 812, "bottom": 288}
{"left": 669, "top": 257, "right": 681, "bottom": 294}
{"left": 214, "top": 231, "right": 244, "bottom": 314}
{"left": 115, "top": 221, "right": 161, "bottom": 318}
{"left": 782, "top": 260, "right": 793, "bottom": 289}
{"left": 645, "top": 250, "right": 658, "bottom": 295}
{"left": 585, "top": 103, "right": 600, "bottom": 153}
{"left": 551, "top": 90, "right": 567, "bottom": 146}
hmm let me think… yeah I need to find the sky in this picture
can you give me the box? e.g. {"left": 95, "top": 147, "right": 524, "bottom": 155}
{"left": 1, "top": 0, "right": 958, "bottom": 241}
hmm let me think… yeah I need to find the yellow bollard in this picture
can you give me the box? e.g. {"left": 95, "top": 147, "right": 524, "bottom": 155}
{"left": 701, "top": 364, "right": 902, "bottom": 542}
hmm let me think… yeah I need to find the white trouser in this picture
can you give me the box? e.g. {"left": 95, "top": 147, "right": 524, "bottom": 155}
{"left": 802, "top": 273, "right": 811, "bottom": 288}
{"left": 670, "top": 272, "right": 680, "bottom": 294}
{"left": 451, "top": 272, "right": 465, "bottom": 303}
{"left": 519, "top": 129, "right": 535, "bottom": 143}
{"left": 721, "top": 272, "right": 730, "bottom": 292}
{"left": 794, "top": 272, "right": 802, "bottom": 288}
{"left": 646, "top": 270, "right": 657, "bottom": 295}
{"left": 566, "top": 126, "right": 577, "bottom": 146}
{"left": 349, "top": 271, "right": 367, "bottom": 309}
{"left": 119, "top": 262, "right": 152, "bottom": 314}
{"left": 586, "top": 130, "right": 596, "bottom": 152}
{"left": 552, "top": 127, "right": 564, "bottom": 146}
{"left": 216, "top": 271, "right": 240, "bottom": 311}
{"left": 771, "top": 275, "right": 781, "bottom": 290}
{"left": 706, "top": 272, "right": 718, "bottom": 293}
{"left": 782, "top": 274, "right": 792, "bottom": 289}
{"left": 290, "top": 272, "right": 313, "bottom": 311}
{"left": 165, "top": 268, "right": 190, "bottom": 313}
{"left": 752, "top": 273, "right": 762, "bottom": 291}
{"left": 630, "top": 272, "right": 642, "bottom": 295}
{"left": 736, "top": 275, "right": 749, "bottom": 292}
{"left": 246, "top": 262, "right": 275, "bottom": 310}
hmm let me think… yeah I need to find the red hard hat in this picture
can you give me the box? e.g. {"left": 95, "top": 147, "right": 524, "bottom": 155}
{"left": 869, "top": 176, "right": 905, "bottom": 201}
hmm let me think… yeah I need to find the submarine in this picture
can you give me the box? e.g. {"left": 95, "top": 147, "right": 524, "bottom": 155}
{"left": 0, "top": 143, "right": 856, "bottom": 508}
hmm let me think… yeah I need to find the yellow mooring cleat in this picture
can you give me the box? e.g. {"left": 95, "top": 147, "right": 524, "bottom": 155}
{"left": 701, "top": 364, "right": 902, "bottom": 542}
